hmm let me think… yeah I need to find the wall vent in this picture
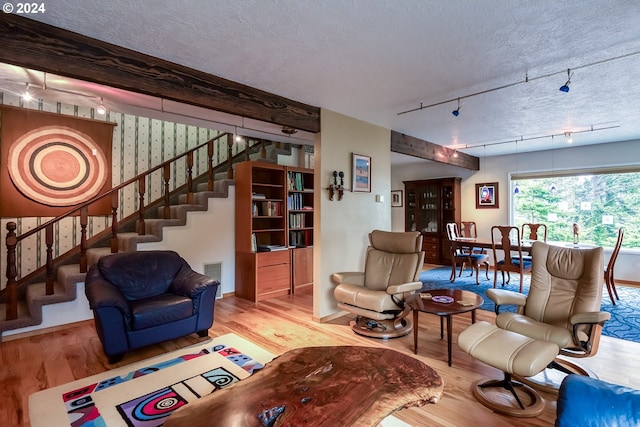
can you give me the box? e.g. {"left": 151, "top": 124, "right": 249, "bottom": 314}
{"left": 203, "top": 262, "right": 223, "bottom": 298}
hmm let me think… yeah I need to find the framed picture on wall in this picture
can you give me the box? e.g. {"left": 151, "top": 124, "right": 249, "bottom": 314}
{"left": 391, "top": 190, "right": 403, "bottom": 207}
{"left": 475, "top": 182, "right": 499, "bottom": 209}
{"left": 352, "top": 153, "right": 371, "bottom": 192}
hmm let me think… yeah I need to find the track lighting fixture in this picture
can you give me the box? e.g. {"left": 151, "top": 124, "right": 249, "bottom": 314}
{"left": 550, "top": 137, "right": 557, "bottom": 193}
{"left": 559, "top": 69, "right": 573, "bottom": 92}
{"left": 452, "top": 98, "right": 460, "bottom": 117}
{"left": 513, "top": 140, "right": 520, "bottom": 195}
{"left": 96, "top": 97, "right": 106, "bottom": 115}
{"left": 564, "top": 132, "right": 573, "bottom": 143}
{"left": 22, "top": 83, "right": 32, "bottom": 102}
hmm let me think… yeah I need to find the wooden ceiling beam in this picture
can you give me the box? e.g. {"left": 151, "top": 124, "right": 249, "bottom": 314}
{"left": 391, "top": 130, "right": 479, "bottom": 170}
{"left": 0, "top": 15, "right": 320, "bottom": 133}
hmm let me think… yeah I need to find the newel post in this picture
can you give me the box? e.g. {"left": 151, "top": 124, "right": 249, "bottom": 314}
{"left": 5, "top": 221, "right": 18, "bottom": 320}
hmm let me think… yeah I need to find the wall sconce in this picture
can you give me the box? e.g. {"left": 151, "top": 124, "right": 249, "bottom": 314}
{"left": 328, "top": 170, "right": 345, "bottom": 201}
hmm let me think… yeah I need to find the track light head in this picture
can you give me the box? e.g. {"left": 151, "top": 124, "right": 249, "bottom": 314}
{"left": 22, "top": 83, "right": 32, "bottom": 102}
{"left": 564, "top": 131, "right": 573, "bottom": 143}
{"left": 452, "top": 98, "right": 461, "bottom": 117}
{"left": 559, "top": 68, "right": 573, "bottom": 92}
{"left": 96, "top": 97, "right": 106, "bottom": 115}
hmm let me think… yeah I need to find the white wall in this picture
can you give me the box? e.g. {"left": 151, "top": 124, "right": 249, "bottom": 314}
{"left": 138, "top": 188, "right": 236, "bottom": 296}
{"left": 390, "top": 139, "right": 640, "bottom": 281}
{"left": 314, "top": 109, "right": 392, "bottom": 320}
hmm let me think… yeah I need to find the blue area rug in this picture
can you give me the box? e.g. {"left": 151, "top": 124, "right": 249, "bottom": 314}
{"left": 420, "top": 266, "right": 640, "bottom": 343}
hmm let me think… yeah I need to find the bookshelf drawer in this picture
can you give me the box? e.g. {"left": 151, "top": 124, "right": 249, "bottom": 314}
{"left": 257, "top": 250, "right": 290, "bottom": 267}
{"left": 257, "top": 263, "right": 291, "bottom": 294}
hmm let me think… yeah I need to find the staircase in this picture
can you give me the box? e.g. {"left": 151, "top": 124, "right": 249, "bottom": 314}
{"left": 0, "top": 135, "right": 295, "bottom": 337}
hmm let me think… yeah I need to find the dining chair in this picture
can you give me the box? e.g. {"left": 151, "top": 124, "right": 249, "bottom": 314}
{"left": 491, "top": 225, "right": 532, "bottom": 292}
{"left": 604, "top": 227, "right": 624, "bottom": 305}
{"left": 460, "top": 221, "right": 487, "bottom": 255}
{"left": 521, "top": 223, "right": 547, "bottom": 242}
{"left": 446, "top": 223, "right": 489, "bottom": 284}
{"left": 517, "top": 223, "right": 547, "bottom": 262}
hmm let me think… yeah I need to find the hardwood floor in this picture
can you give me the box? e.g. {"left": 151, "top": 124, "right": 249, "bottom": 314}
{"left": 2, "top": 285, "right": 639, "bottom": 427}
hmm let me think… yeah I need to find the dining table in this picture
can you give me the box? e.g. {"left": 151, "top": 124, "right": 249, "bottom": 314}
{"left": 451, "top": 237, "right": 533, "bottom": 252}
{"left": 451, "top": 237, "right": 597, "bottom": 252}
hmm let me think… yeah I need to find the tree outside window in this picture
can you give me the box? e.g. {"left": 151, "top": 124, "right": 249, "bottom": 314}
{"left": 512, "top": 172, "right": 639, "bottom": 248}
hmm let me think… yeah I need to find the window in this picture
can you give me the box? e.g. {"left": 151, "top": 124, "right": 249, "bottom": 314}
{"left": 512, "top": 170, "right": 640, "bottom": 248}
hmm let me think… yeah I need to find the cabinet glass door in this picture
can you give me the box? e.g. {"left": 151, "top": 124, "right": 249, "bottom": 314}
{"left": 405, "top": 187, "right": 417, "bottom": 231}
{"left": 441, "top": 184, "right": 455, "bottom": 226}
{"left": 419, "top": 184, "right": 438, "bottom": 233}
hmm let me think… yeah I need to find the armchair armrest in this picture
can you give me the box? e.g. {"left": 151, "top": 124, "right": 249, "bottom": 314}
{"left": 486, "top": 288, "right": 527, "bottom": 315}
{"left": 85, "top": 265, "right": 129, "bottom": 313}
{"left": 571, "top": 311, "right": 611, "bottom": 326}
{"left": 170, "top": 262, "right": 219, "bottom": 298}
{"left": 387, "top": 281, "right": 423, "bottom": 294}
{"left": 567, "top": 311, "right": 611, "bottom": 355}
{"left": 486, "top": 288, "right": 527, "bottom": 306}
{"left": 331, "top": 272, "right": 365, "bottom": 286}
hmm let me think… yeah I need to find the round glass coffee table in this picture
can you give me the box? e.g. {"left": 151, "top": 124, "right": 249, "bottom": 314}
{"left": 406, "top": 289, "right": 483, "bottom": 366}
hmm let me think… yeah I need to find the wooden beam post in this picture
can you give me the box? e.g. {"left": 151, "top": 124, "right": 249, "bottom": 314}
{"left": 0, "top": 15, "right": 320, "bottom": 133}
{"left": 390, "top": 131, "right": 479, "bottom": 170}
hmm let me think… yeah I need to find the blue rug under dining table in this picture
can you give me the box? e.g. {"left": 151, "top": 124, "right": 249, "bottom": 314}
{"left": 419, "top": 266, "right": 640, "bottom": 343}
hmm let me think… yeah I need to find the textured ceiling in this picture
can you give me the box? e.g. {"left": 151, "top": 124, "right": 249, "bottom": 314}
{"left": 6, "top": 0, "right": 640, "bottom": 159}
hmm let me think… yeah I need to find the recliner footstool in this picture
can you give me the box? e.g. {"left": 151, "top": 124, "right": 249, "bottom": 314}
{"left": 458, "top": 321, "right": 559, "bottom": 417}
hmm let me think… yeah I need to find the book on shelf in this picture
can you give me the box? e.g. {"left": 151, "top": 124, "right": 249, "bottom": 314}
{"left": 287, "top": 171, "right": 305, "bottom": 191}
{"left": 255, "top": 201, "right": 282, "bottom": 216}
{"left": 257, "top": 244, "right": 288, "bottom": 252}
{"left": 252, "top": 192, "right": 266, "bottom": 199}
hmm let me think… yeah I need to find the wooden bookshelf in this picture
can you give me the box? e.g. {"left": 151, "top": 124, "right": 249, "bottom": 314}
{"left": 286, "top": 166, "right": 314, "bottom": 292}
{"left": 235, "top": 162, "right": 314, "bottom": 301}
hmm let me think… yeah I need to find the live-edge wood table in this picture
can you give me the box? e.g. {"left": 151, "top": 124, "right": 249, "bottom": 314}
{"left": 406, "top": 289, "right": 483, "bottom": 367}
{"left": 164, "top": 346, "right": 443, "bottom": 427}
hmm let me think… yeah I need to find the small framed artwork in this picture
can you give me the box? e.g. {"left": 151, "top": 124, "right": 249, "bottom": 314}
{"left": 391, "top": 190, "right": 403, "bottom": 207}
{"left": 475, "top": 182, "right": 499, "bottom": 209}
{"left": 352, "top": 153, "right": 371, "bottom": 192}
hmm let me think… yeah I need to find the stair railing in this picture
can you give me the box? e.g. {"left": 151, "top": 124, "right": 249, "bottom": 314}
{"left": 3, "top": 132, "right": 238, "bottom": 321}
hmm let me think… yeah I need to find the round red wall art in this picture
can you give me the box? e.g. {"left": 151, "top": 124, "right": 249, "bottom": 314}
{"left": 8, "top": 125, "right": 108, "bottom": 206}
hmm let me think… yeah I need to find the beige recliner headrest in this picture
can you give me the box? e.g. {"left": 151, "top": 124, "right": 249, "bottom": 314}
{"left": 369, "top": 230, "right": 423, "bottom": 253}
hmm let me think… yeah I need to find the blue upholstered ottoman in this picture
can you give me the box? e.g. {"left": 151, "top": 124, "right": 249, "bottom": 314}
{"left": 556, "top": 375, "right": 640, "bottom": 427}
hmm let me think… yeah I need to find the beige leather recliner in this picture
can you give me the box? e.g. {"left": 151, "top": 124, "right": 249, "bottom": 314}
{"left": 332, "top": 230, "right": 424, "bottom": 339}
{"left": 458, "top": 241, "right": 610, "bottom": 416}
{"left": 487, "top": 241, "right": 610, "bottom": 391}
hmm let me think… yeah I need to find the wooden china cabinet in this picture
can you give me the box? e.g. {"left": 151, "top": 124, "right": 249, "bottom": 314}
{"left": 403, "top": 177, "right": 461, "bottom": 264}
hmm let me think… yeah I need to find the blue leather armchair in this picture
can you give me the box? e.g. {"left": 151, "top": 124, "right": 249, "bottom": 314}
{"left": 85, "top": 250, "right": 219, "bottom": 363}
{"left": 556, "top": 375, "right": 640, "bottom": 427}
